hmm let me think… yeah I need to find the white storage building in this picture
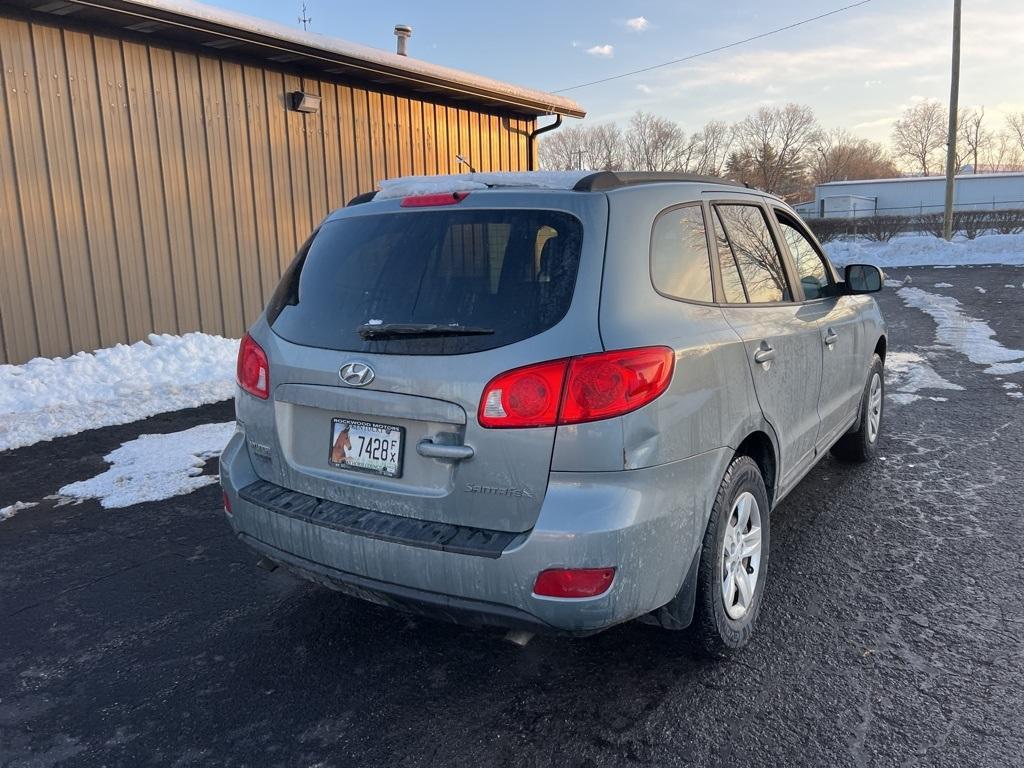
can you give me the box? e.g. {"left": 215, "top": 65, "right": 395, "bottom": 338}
{"left": 808, "top": 172, "right": 1024, "bottom": 219}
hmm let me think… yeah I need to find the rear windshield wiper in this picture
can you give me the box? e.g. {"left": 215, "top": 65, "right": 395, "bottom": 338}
{"left": 357, "top": 322, "right": 495, "bottom": 340}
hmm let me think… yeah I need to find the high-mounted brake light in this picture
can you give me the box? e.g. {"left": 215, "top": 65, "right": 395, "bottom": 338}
{"left": 478, "top": 346, "right": 674, "bottom": 428}
{"left": 400, "top": 192, "right": 469, "bottom": 207}
{"left": 237, "top": 333, "right": 270, "bottom": 400}
{"left": 534, "top": 568, "right": 616, "bottom": 598}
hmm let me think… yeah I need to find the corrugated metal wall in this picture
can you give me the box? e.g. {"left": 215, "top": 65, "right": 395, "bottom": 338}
{"left": 0, "top": 14, "right": 536, "bottom": 364}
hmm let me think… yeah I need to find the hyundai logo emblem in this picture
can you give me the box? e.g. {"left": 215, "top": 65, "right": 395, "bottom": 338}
{"left": 339, "top": 361, "right": 375, "bottom": 387}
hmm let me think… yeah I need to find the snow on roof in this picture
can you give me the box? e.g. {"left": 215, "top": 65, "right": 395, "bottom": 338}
{"left": 375, "top": 172, "right": 592, "bottom": 200}
{"left": 110, "top": 0, "right": 585, "bottom": 117}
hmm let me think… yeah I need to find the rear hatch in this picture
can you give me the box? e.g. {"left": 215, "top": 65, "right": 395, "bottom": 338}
{"left": 256, "top": 191, "right": 608, "bottom": 533}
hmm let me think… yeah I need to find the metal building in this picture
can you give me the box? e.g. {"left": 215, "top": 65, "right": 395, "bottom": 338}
{"left": 0, "top": 0, "right": 584, "bottom": 364}
{"left": 807, "top": 172, "right": 1024, "bottom": 219}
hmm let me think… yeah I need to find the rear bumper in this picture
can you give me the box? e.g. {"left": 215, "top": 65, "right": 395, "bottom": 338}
{"left": 221, "top": 429, "right": 730, "bottom": 633}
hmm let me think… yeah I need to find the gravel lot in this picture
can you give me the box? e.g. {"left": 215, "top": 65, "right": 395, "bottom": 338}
{"left": 2, "top": 266, "right": 1023, "bottom": 768}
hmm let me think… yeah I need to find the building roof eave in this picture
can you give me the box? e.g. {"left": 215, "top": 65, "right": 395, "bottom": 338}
{"left": 12, "top": 0, "right": 586, "bottom": 118}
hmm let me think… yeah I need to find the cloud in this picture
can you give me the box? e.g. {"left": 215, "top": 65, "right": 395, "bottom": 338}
{"left": 636, "top": 83, "right": 654, "bottom": 94}
{"left": 587, "top": 44, "right": 614, "bottom": 58}
{"left": 626, "top": 16, "right": 649, "bottom": 32}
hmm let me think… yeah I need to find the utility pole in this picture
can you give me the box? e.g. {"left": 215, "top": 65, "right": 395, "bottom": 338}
{"left": 942, "top": 0, "right": 962, "bottom": 241}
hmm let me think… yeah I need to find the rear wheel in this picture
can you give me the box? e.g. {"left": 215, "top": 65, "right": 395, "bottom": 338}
{"left": 831, "top": 354, "right": 884, "bottom": 463}
{"left": 691, "top": 455, "right": 771, "bottom": 655}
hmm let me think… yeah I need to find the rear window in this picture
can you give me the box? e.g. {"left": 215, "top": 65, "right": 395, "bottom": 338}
{"left": 269, "top": 209, "right": 584, "bottom": 355}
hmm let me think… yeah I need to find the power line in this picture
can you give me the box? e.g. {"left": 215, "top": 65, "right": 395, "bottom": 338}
{"left": 551, "top": 0, "right": 874, "bottom": 94}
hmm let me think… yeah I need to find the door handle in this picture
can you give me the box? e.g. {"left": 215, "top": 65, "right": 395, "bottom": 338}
{"left": 824, "top": 328, "right": 839, "bottom": 346}
{"left": 417, "top": 438, "right": 474, "bottom": 461}
{"left": 753, "top": 345, "right": 777, "bottom": 364}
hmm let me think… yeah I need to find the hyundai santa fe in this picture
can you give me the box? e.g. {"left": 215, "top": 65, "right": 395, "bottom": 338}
{"left": 220, "top": 170, "right": 886, "bottom": 652}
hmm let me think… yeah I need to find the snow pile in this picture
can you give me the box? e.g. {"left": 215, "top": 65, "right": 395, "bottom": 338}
{"left": 0, "top": 333, "right": 238, "bottom": 452}
{"left": 884, "top": 351, "right": 963, "bottom": 405}
{"left": 57, "top": 422, "right": 235, "bottom": 509}
{"left": 0, "top": 501, "right": 37, "bottom": 522}
{"left": 934, "top": 282, "right": 954, "bottom": 288}
{"left": 826, "top": 233, "right": 1024, "bottom": 268}
{"left": 897, "top": 287, "right": 1024, "bottom": 375}
{"left": 375, "top": 171, "right": 590, "bottom": 200}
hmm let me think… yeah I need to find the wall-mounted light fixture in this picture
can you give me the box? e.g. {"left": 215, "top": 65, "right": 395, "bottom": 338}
{"left": 289, "top": 91, "right": 321, "bottom": 113}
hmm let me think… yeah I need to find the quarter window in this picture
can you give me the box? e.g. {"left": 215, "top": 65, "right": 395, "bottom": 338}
{"left": 651, "top": 205, "right": 714, "bottom": 303}
{"left": 715, "top": 204, "right": 792, "bottom": 303}
{"left": 775, "top": 213, "right": 834, "bottom": 300}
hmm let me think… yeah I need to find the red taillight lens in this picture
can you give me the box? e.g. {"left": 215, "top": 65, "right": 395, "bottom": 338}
{"left": 222, "top": 491, "right": 232, "bottom": 515}
{"left": 477, "top": 347, "right": 673, "bottom": 428}
{"left": 561, "top": 347, "right": 674, "bottom": 424}
{"left": 478, "top": 358, "right": 568, "bottom": 428}
{"left": 533, "top": 568, "right": 616, "bottom": 598}
{"left": 400, "top": 192, "right": 469, "bottom": 207}
{"left": 236, "top": 333, "right": 269, "bottom": 400}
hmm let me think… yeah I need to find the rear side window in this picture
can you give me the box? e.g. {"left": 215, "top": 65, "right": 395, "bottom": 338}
{"left": 650, "top": 205, "right": 714, "bottom": 303}
{"left": 714, "top": 204, "right": 792, "bottom": 304}
{"left": 269, "top": 209, "right": 584, "bottom": 355}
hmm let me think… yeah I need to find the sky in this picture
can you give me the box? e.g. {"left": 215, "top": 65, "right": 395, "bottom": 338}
{"left": 212, "top": 0, "right": 1024, "bottom": 144}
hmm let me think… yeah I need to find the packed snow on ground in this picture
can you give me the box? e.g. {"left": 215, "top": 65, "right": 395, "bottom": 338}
{"left": 0, "top": 501, "right": 38, "bottom": 522}
{"left": 0, "top": 333, "right": 238, "bottom": 452}
{"left": 826, "top": 232, "right": 1024, "bottom": 268}
{"left": 897, "top": 287, "right": 1024, "bottom": 375}
{"left": 57, "top": 422, "right": 235, "bottom": 509}
{"left": 885, "top": 351, "right": 963, "bottom": 405}
{"left": 375, "top": 171, "right": 591, "bottom": 200}
{"left": 934, "top": 282, "right": 954, "bottom": 288}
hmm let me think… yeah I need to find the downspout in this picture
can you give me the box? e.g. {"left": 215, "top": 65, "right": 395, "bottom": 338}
{"left": 527, "top": 114, "right": 563, "bottom": 170}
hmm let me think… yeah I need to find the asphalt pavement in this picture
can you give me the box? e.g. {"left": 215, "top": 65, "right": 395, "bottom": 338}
{"left": 1, "top": 265, "right": 1022, "bottom": 768}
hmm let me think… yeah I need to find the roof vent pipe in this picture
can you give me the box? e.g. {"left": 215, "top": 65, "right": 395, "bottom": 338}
{"left": 394, "top": 24, "right": 412, "bottom": 56}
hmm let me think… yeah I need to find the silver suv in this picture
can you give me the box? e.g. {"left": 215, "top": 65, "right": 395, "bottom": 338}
{"left": 221, "top": 171, "right": 886, "bottom": 652}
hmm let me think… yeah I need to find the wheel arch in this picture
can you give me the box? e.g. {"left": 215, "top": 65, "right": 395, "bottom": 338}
{"left": 874, "top": 334, "right": 887, "bottom": 362}
{"left": 734, "top": 430, "right": 779, "bottom": 507}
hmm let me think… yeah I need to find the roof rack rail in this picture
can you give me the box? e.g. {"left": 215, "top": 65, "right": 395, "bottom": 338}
{"left": 572, "top": 171, "right": 742, "bottom": 192}
{"left": 347, "top": 191, "right": 378, "bottom": 206}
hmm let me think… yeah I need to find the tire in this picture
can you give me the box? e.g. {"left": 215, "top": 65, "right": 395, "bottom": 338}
{"left": 691, "top": 455, "right": 771, "bottom": 655}
{"left": 831, "top": 354, "right": 884, "bottom": 463}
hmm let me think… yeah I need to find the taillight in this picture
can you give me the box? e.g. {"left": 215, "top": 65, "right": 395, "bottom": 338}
{"left": 222, "top": 491, "right": 232, "bottom": 516}
{"left": 534, "top": 568, "right": 616, "bottom": 598}
{"left": 478, "top": 346, "right": 673, "bottom": 428}
{"left": 236, "top": 333, "right": 269, "bottom": 400}
{"left": 561, "top": 347, "right": 674, "bottom": 423}
{"left": 400, "top": 192, "right": 469, "bottom": 207}
{"left": 478, "top": 358, "right": 568, "bottom": 428}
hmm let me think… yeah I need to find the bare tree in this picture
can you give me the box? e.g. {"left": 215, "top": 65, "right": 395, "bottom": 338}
{"left": 1006, "top": 112, "right": 1024, "bottom": 158}
{"left": 891, "top": 100, "right": 947, "bottom": 175}
{"left": 623, "top": 111, "right": 689, "bottom": 171}
{"left": 957, "top": 107, "right": 994, "bottom": 172}
{"left": 990, "top": 127, "right": 1024, "bottom": 172}
{"left": 582, "top": 123, "right": 624, "bottom": 171}
{"left": 689, "top": 120, "right": 734, "bottom": 176}
{"left": 811, "top": 129, "right": 898, "bottom": 186}
{"left": 729, "top": 104, "right": 821, "bottom": 197}
{"left": 537, "top": 125, "right": 589, "bottom": 170}
{"left": 537, "top": 123, "right": 624, "bottom": 171}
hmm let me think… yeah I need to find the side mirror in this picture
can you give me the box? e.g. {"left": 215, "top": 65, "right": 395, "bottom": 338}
{"left": 844, "top": 264, "right": 883, "bottom": 294}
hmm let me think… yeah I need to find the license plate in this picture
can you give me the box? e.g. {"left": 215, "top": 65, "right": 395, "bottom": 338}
{"left": 328, "top": 418, "right": 404, "bottom": 477}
